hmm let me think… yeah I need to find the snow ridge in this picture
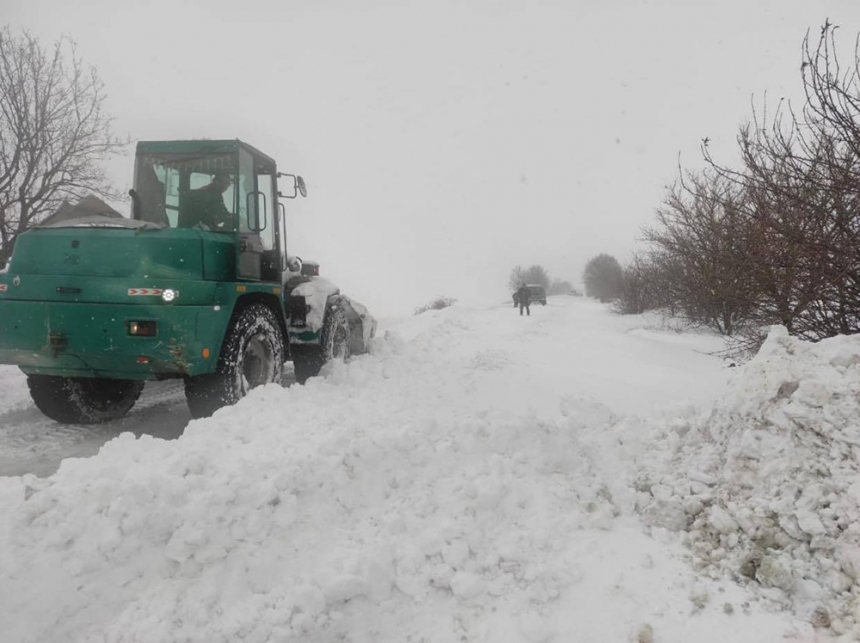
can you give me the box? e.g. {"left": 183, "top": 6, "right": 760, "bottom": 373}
{"left": 0, "top": 302, "right": 832, "bottom": 642}
{"left": 1, "top": 317, "right": 623, "bottom": 643}
{"left": 636, "top": 326, "right": 860, "bottom": 637}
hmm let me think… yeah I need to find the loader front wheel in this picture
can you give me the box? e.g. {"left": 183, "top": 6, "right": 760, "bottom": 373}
{"left": 292, "top": 306, "right": 350, "bottom": 385}
{"left": 185, "top": 304, "right": 284, "bottom": 419}
{"left": 27, "top": 375, "right": 144, "bottom": 424}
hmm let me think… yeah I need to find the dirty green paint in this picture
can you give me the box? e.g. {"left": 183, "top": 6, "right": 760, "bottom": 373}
{"left": 0, "top": 139, "right": 321, "bottom": 382}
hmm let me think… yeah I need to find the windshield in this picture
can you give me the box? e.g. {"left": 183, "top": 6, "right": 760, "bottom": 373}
{"left": 133, "top": 153, "right": 237, "bottom": 232}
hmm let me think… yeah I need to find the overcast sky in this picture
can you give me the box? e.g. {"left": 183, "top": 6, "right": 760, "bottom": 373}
{"left": 7, "top": 0, "right": 860, "bottom": 315}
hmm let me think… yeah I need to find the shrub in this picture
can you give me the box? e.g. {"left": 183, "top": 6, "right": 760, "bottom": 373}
{"left": 414, "top": 296, "right": 457, "bottom": 315}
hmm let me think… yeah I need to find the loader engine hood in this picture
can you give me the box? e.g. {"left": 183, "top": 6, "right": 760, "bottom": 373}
{"left": 9, "top": 227, "right": 208, "bottom": 280}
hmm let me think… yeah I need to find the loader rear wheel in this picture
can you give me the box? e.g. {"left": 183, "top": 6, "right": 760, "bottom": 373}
{"left": 292, "top": 306, "right": 350, "bottom": 385}
{"left": 27, "top": 375, "right": 144, "bottom": 424}
{"left": 185, "top": 303, "right": 284, "bottom": 419}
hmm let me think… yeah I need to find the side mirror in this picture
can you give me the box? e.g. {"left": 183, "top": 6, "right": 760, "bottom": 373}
{"left": 277, "top": 172, "right": 308, "bottom": 199}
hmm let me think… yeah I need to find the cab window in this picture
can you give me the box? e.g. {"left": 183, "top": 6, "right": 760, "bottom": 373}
{"left": 133, "top": 154, "right": 236, "bottom": 231}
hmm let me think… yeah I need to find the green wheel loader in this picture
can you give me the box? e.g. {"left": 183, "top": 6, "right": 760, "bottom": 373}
{"left": 0, "top": 139, "right": 375, "bottom": 422}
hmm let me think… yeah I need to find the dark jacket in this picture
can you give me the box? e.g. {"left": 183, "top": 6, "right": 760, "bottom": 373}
{"left": 516, "top": 286, "right": 530, "bottom": 307}
{"left": 179, "top": 185, "right": 234, "bottom": 231}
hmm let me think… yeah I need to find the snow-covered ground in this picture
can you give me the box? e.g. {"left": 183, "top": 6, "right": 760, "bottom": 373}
{"left": 0, "top": 297, "right": 855, "bottom": 642}
{"left": 0, "top": 364, "right": 31, "bottom": 414}
{"left": 0, "top": 374, "right": 191, "bottom": 478}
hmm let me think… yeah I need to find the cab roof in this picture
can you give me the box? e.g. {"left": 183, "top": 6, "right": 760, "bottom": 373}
{"left": 135, "top": 139, "right": 276, "bottom": 166}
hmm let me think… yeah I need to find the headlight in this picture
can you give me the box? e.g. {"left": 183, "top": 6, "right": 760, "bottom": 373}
{"left": 161, "top": 289, "right": 178, "bottom": 303}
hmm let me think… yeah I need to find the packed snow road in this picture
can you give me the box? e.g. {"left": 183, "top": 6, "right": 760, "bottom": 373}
{"left": 0, "top": 297, "right": 847, "bottom": 642}
{"left": 0, "top": 371, "right": 299, "bottom": 478}
{"left": 0, "top": 377, "right": 188, "bottom": 477}
{"left": 0, "top": 297, "right": 720, "bottom": 479}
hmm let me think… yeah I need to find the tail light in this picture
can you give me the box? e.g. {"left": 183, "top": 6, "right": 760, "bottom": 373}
{"left": 128, "top": 320, "right": 157, "bottom": 337}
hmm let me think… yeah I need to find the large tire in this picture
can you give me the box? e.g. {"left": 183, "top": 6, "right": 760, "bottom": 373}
{"left": 27, "top": 375, "right": 144, "bottom": 424}
{"left": 292, "top": 306, "right": 350, "bottom": 385}
{"left": 185, "top": 303, "right": 284, "bottom": 419}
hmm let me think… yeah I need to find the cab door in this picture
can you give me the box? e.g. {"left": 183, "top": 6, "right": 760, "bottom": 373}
{"left": 237, "top": 149, "right": 280, "bottom": 282}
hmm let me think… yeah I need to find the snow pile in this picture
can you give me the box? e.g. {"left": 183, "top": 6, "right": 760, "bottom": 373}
{"left": 635, "top": 326, "right": 860, "bottom": 636}
{"left": 0, "top": 319, "right": 626, "bottom": 643}
{"left": 0, "top": 365, "right": 31, "bottom": 413}
{"left": 289, "top": 276, "right": 340, "bottom": 334}
{"left": 0, "top": 302, "right": 815, "bottom": 643}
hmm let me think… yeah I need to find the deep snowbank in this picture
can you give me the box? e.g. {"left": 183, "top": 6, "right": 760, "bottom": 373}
{"left": 636, "top": 326, "right": 860, "bottom": 637}
{"left": 0, "top": 301, "right": 834, "bottom": 642}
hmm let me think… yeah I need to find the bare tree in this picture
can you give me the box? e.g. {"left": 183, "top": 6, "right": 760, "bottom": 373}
{"left": 623, "top": 22, "right": 860, "bottom": 349}
{"left": 797, "top": 21, "right": 860, "bottom": 337}
{"left": 523, "top": 264, "right": 550, "bottom": 290}
{"left": 547, "top": 278, "right": 573, "bottom": 296}
{"left": 614, "top": 252, "right": 661, "bottom": 315}
{"left": 0, "top": 27, "right": 126, "bottom": 263}
{"left": 801, "top": 20, "right": 860, "bottom": 167}
{"left": 701, "top": 21, "right": 860, "bottom": 340}
{"left": 642, "top": 171, "right": 760, "bottom": 335}
{"left": 508, "top": 264, "right": 551, "bottom": 292}
{"left": 582, "top": 253, "right": 623, "bottom": 302}
{"left": 735, "top": 122, "right": 846, "bottom": 338}
{"left": 508, "top": 265, "right": 526, "bottom": 292}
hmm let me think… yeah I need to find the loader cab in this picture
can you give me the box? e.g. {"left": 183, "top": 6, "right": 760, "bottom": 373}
{"left": 131, "top": 139, "right": 289, "bottom": 282}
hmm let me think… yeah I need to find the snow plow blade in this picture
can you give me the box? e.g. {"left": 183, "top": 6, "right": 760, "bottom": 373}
{"left": 341, "top": 297, "right": 376, "bottom": 355}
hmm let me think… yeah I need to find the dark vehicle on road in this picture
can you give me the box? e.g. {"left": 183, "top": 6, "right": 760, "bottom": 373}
{"left": 526, "top": 284, "right": 547, "bottom": 306}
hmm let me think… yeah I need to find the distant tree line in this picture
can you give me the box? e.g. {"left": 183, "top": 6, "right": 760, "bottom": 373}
{"left": 508, "top": 264, "right": 576, "bottom": 297}
{"left": 582, "top": 254, "right": 623, "bottom": 302}
{"left": 610, "top": 22, "right": 860, "bottom": 350}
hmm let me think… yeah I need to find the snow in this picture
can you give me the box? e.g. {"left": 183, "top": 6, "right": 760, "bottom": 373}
{"left": 0, "top": 297, "right": 853, "bottom": 642}
{"left": 634, "top": 325, "right": 860, "bottom": 636}
{"left": 341, "top": 296, "right": 378, "bottom": 355}
{"left": 0, "top": 365, "right": 31, "bottom": 413}
{"left": 290, "top": 276, "right": 341, "bottom": 334}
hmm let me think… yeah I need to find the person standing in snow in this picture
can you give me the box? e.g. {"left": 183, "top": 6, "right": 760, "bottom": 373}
{"left": 516, "top": 284, "right": 531, "bottom": 316}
